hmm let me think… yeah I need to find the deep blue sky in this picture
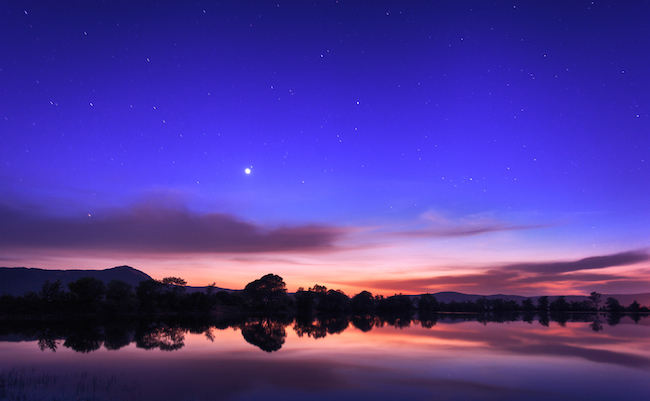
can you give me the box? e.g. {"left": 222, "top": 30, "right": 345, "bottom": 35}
{"left": 1, "top": 1, "right": 649, "bottom": 295}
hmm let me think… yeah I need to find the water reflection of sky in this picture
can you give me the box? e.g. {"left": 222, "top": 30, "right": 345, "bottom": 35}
{"left": 1, "top": 318, "right": 649, "bottom": 401}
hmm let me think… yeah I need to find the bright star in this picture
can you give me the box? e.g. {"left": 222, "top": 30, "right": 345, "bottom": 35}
{"left": 245, "top": 168, "right": 251, "bottom": 174}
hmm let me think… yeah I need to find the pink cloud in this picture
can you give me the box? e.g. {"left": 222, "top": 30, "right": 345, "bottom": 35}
{"left": 347, "top": 251, "right": 650, "bottom": 295}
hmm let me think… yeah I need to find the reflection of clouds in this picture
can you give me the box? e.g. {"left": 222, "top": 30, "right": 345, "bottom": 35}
{"left": 401, "top": 320, "right": 650, "bottom": 371}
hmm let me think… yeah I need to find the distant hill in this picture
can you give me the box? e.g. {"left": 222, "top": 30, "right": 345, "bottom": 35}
{"left": 422, "top": 291, "right": 650, "bottom": 308}
{"left": 185, "top": 285, "right": 238, "bottom": 294}
{"left": 0, "top": 266, "right": 152, "bottom": 296}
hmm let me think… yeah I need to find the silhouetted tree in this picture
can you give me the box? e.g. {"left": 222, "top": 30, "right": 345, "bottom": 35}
{"left": 161, "top": 277, "right": 187, "bottom": 288}
{"left": 537, "top": 296, "right": 549, "bottom": 312}
{"left": 242, "top": 274, "right": 290, "bottom": 312}
{"left": 39, "top": 280, "right": 67, "bottom": 314}
{"left": 294, "top": 287, "right": 316, "bottom": 314}
{"left": 605, "top": 297, "right": 625, "bottom": 313}
{"left": 206, "top": 282, "right": 216, "bottom": 296}
{"left": 570, "top": 300, "right": 592, "bottom": 312}
{"left": 68, "top": 277, "right": 106, "bottom": 314}
{"left": 475, "top": 297, "right": 490, "bottom": 313}
{"left": 522, "top": 298, "right": 535, "bottom": 312}
{"left": 136, "top": 279, "right": 165, "bottom": 313}
{"left": 158, "top": 277, "right": 188, "bottom": 312}
{"left": 351, "top": 291, "right": 375, "bottom": 315}
{"left": 376, "top": 294, "right": 414, "bottom": 316}
{"left": 105, "top": 280, "right": 139, "bottom": 314}
{"left": 417, "top": 294, "right": 440, "bottom": 313}
{"left": 215, "top": 291, "right": 244, "bottom": 307}
{"left": 589, "top": 291, "right": 601, "bottom": 311}
{"left": 492, "top": 298, "right": 519, "bottom": 312}
{"left": 310, "top": 284, "right": 327, "bottom": 294}
{"left": 316, "top": 289, "right": 350, "bottom": 314}
{"left": 186, "top": 291, "right": 213, "bottom": 313}
{"left": 627, "top": 300, "right": 641, "bottom": 313}
{"left": 550, "top": 296, "right": 570, "bottom": 312}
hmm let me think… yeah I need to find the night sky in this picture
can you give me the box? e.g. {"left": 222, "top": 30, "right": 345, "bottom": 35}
{"left": 1, "top": 1, "right": 649, "bottom": 296}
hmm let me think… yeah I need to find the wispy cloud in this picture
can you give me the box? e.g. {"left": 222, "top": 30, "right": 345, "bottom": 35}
{"left": 0, "top": 202, "right": 346, "bottom": 254}
{"left": 503, "top": 251, "right": 650, "bottom": 274}
{"left": 391, "top": 210, "right": 549, "bottom": 239}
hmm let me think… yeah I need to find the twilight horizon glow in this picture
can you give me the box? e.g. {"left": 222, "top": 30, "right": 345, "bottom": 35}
{"left": 1, "top": 1, "right": 648, "bottom": 296}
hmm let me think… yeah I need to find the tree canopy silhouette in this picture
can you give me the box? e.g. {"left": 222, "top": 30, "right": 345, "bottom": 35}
{"left": 242, "top": 273, "right": 290, "bottom": 312}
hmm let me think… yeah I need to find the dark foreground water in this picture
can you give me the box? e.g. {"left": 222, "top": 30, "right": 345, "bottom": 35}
{"left": 1, "top": 314, "right": 649, "bottom": 401}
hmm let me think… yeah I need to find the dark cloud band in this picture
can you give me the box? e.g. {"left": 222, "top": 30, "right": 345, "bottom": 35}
{"left": 0, "top": 204, "right": 344, "bottom": 254}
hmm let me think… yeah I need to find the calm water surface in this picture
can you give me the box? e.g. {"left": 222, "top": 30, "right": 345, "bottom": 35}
{"left": 1, "top": 315, "right": 649, "bottom": 400}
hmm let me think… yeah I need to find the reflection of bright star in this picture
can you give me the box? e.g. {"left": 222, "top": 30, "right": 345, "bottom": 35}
{"left": 245, "top": 168, "right": 251, "bottom": 174}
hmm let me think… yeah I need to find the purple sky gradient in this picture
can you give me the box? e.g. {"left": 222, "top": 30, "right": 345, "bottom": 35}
{"left": 1, "top": 1, "right": 648, "bottom": 294}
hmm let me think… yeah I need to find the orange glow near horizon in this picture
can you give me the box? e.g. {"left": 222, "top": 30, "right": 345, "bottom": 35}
{"left": 4, "top": 241, "right": 650, "bottom": 297}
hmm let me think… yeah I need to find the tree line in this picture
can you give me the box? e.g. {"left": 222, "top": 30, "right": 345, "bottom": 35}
{"left": 1, "top": 273, "right": 648, "bottom": 318}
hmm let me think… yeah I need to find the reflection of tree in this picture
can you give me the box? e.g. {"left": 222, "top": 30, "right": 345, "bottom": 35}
{"left": 320, "top": 315, "right": 349, "bottom": 334}
{"left": 550, "top": 313, "right": 568, "bottom": 326}
{"left": 590, "top": 315, "right": 603, "bottom": 332}
{"left": 104, "top": 324, "right": 132, "bottom": 350}
{"left": 241, "top": 318, "right": 287, "bottom": 352}
{"left": 418, "top": 313, "right": 438, "bottom": 329}
{"left": 63, "top": 325, "right": 103, "bottom": 353}
{"left": 606, "top": 313, "right": 622, "bottom": 326}
{"left": 522, "top": 312, "right": 535, "bottom": 324}
{"left": 294, "top": 316, "right": 327, "bottom": 339}
{"left": 351, "top": 315, "right": 375, "bottom": 332}
{"left": 293, "top": 315, "right": 349, "bottom": 339}
{"left": 538, "top": 313, "right": 550, "bottom": 327}
{"left": 37, "top": 328, "right": 59, "bottom": 352}
{"left": 379, "top": 314, "right": 412, "bottom": 329}
{"left": 136, "top": 323, "right": 185, "bottom": 351}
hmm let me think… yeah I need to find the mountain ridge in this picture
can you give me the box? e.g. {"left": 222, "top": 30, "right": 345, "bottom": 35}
{"left": 0, "top": 266, "right": 152, "bottom": 296}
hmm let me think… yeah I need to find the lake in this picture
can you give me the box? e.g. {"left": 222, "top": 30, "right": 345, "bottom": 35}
{"left": 1, "top": 314, "right": 649, "bottom": 400}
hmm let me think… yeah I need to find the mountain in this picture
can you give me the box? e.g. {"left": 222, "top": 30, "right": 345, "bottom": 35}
{"left": 0, "top": 266, "right": 152, "bottom": 296}
{"left": 423, "top": 291, "right": 650, "bottom": 307}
